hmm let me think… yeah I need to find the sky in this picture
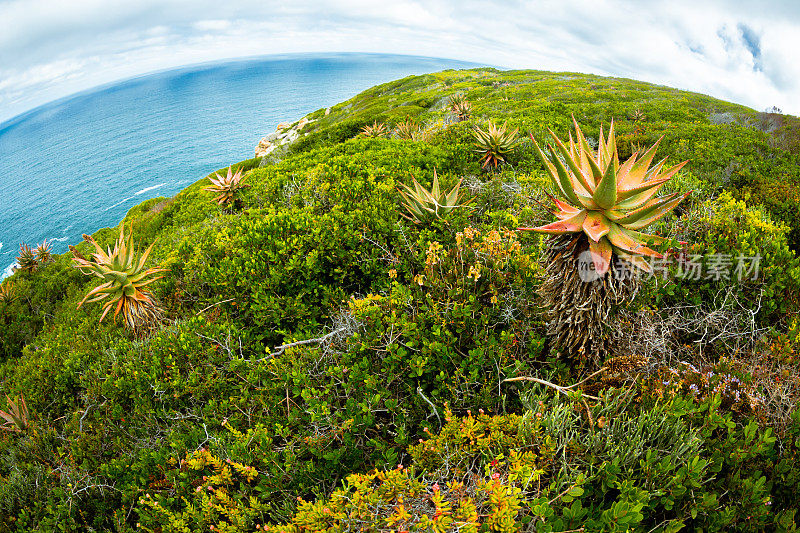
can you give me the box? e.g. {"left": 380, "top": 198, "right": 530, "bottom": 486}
{"left": 1, "top": 0, "right": 799, "bottom": 124}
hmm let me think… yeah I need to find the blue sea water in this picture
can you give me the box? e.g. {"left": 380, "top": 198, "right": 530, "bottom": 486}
{"left": 0, "top": 53, "right": 481, "bottom": 279}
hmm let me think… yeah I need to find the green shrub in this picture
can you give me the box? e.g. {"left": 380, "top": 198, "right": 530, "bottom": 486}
{"left": 659, "top": 192, "right": 800, "bottom": 323}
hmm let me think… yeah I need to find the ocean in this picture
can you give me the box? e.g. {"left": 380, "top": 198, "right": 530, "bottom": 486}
{"left": 0, "top": 53, "right": 480, "bottom": 279}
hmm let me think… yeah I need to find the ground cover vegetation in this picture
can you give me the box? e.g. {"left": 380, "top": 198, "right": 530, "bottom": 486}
{"left": 1, "top": 68, "right": 800, "bottom": 531}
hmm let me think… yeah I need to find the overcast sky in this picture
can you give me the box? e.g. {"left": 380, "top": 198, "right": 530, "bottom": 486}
{"left": 1, "top": 0, "right": 799, "bottom": 124}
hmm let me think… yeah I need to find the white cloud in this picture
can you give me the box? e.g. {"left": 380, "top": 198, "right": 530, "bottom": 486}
{"left": 194, "top": 19, "right": 233, "bottom": 32}
{"left": 0, "top": 0, "right": 799, "bottom": 123}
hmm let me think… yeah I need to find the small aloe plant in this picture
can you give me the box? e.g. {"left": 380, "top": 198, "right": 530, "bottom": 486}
{"left": 0, "top": 281, "right": 18, "bottom": 304}
{"left": 34, "top": 240, "right": 52, "bottom": 264}
{"left": 203, "top": 166, "right": 250, "bottom": 206}
{"left": 359, "top": 121, "right": 388, "bottom": 138}
{"left": 71, "top": 223, "right": 166, "bottom": 330}
{"left": 393, "top": 118, "right": 419, "bottom": 140}
{"left": 448, "top": 94, "right": 472, "bottom": 121}
{"left": 472, "top": 120, "right": 520, "bottom": 169}
{"left": 398, "top": 170, "right": 470, "bottom": 224}
{"left": 16, "top": 243, "right": 38, "bottom": 273}
{"left": 0, "top": 394, "right": 30, "bottom": 432}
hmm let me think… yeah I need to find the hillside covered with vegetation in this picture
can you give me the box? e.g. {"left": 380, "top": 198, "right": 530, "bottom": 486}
{"left": 1, "top": 67, "right": 800, "bottom": 531}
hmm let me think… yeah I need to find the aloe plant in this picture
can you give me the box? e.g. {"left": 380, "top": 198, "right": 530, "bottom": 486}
{"left": 398, "top": 170, "right": 469, "bottom": 224}
{"left": 34, "top": 240, "right": 52, "bottom": 264}
{"left": 71, "top": 224, "right": 165, "bottom": 330}
{"left": 472, "top": 121, "right": 520, "bottom": 169}
{"left": 16, "top": 243, "right": 38, "bottom": 273}
{"left": 0, "top": 281, "right": 17, "bottom": 304}
{"left": 360, "top": 121, "right": 388, "bottom": 138}
{"left": 448, "top": 94, "right": 472, "bottom": 121}
{"left": 393, "top": 118, "right": 418, "bottom": 140}
{"left": 204, "top": 166, "right": 250, "bottom": 206}
{"left": 520, "top": 117, "right": 689, "bottom": 363}
{"left": 0, "top": 394, "right": 30, "bottom": 432}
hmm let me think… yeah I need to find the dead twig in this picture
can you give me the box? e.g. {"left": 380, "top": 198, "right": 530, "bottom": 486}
{"left": 503, "top": 367, "right": 607, "bottom": 401}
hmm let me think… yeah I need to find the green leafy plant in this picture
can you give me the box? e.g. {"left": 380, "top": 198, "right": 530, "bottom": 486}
{"left": 397, "top": 170, "right": 469, "bottom": 223}
{"left": 472, "top": 120, "right": 520, "bottom": 168}
{"left": 70, "top": 224, "right": 165, "bottom": 330}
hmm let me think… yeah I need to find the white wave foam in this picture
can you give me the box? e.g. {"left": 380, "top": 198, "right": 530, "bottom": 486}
{"left": 135, "top": 183, "right": 167, "bottom": 195}
{"left": 50, "top": 236, "right": 70, "bottom": 242}
{"left": 104, "top": 196, "right": 135, "bottom": 211}
{"left": 1, "top": 262, "right": 16, "bottom": 281}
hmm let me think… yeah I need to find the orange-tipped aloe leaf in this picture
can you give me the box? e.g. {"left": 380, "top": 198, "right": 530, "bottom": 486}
{"left": 623, "top": 136, "right": 663, "bottom": 186}
{"left": 619, "top": 227, "right": 669, "bottom": 246}
{"left": 616, "top": 177, "right": 671, "bottom": 204}
{"left": 614, "top": 192, "right": 681, "bottom": 224}
{"left": 653, "top": 160, "right": 688, "bottom": 183}
{"left": 548, "top": 144, "right": 593, "bottom": 207}
{"left": 614, "top": 151, "right": 638, "bottom": 187}
{"left": 99, "top": 304, "right": 114, "bottom": 323}
{"left": 520, "top": 210, "right": 587, "bottom": 234}
{"left": 583, "top": 212, "right": 611, "bottom": 242}
{"left": 615, "top": 249, "right": 654, "bottom": 273}
{"left": 589, "top": 237, "right": 613, "bottom": 276}
{"left": 548, "top": 131, "right": 594, "bottom": 194}
{"left": 607, "top": 223, "right": 662, "bottom": 257}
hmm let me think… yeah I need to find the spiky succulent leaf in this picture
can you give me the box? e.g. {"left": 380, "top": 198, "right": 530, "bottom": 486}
{"left": 593, "top": 159, "right": 618, "bottom": 209}
{"left": 0, "top": 395, "right": 29, "bottom": 432}
{"left": 589, "top": 237, "right": 613, "bottom": 276}
{"left": 521, "top": 118, "right": 689, "bottom": 273}
{"left": 0, "top": 281, "right": 18, "bottom": 304}
{"left": 448, "top": 94, "right": 472, "bottom": 121}
{"left": 34, "top": 240, "right": 52, "bottom": 263}
{"left": 15, "top": 244, "right": 38, "bottom": 273}
{"left": 393, "top": 119, "right": 418, "bottom": 140}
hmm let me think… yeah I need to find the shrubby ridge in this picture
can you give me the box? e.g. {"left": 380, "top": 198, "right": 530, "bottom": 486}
{"left": 1, "top": 67, "right": 800, "bottom": 531}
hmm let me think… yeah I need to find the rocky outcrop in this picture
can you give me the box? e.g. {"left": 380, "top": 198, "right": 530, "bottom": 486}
{"left": 255, "top": 117, "right": 315, "bottom": 158}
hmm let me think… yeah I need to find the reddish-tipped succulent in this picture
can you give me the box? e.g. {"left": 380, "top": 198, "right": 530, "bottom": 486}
{"left": 393, "top": 118, "right": 418, "bottom": 140}
{"left": 71, "top": 224, "right": 165, "bottom": 330}
{"left": 15, "top": 244, "right": 38, "bottom": 273}
{"left": 0, "top": 394, "right": 30, "bottom": 432}
{"left": 204, "top": 166, "right": 249, "bottom": 206}
{"left": 360, "top": 121, "right": 388, "bottom": 138}
{"left": 472, "top": 121, "right": 520, "bottom": 169}
{"left": 448, "top": 94, "right": 472, "bottom": 121}
{"left": 0, "top": 281, "right": 18, "bottom": 304}
{"left": 34, "top": 240, "right": 52, "bottom": 264}
{"left": 520, "top": 118, "right": 689, "bottom": 274}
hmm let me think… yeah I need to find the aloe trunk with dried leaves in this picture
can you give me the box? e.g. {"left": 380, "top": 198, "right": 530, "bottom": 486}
{"left": 540, "top": 234, "right": 638, "bottom": 364}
